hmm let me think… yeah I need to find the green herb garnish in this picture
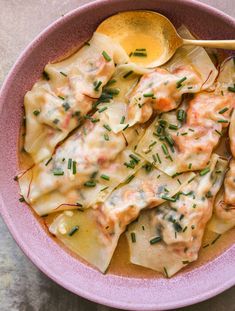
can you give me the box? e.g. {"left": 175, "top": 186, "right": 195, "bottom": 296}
{"left": 149, "top": 236, "right": 161, "bottom": 245}
{"left": 68, "top": 226, "right": 79, "bottom": 236}
{"left": 102, "top": 50, "right": 112, "bottom": 62}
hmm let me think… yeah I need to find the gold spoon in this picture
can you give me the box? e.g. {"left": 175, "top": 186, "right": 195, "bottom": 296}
{"left": 96, "top": 10, "right": 235, "bottom": 67}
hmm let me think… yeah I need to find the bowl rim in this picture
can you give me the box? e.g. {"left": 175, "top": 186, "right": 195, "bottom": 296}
{"left": 0, "top": 0, "right": 235, "bottom": 310}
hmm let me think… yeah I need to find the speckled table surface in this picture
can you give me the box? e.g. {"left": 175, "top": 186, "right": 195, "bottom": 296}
{"left": 0, "top": 1, "right": 234, "bottom": 311}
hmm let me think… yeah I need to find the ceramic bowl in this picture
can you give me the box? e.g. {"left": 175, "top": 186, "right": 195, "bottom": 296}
{"left": 0, "top": 0, "right": 234, "bottom": 310}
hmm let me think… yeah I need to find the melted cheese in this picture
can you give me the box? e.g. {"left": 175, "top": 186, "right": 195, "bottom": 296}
{"left": 127, "top": 155, "right": 227, "bottom": 276}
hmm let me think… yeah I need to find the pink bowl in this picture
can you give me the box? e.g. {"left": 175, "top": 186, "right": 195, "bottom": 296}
{"left": 0, "top": 0, "right": 234, "bottom": 310}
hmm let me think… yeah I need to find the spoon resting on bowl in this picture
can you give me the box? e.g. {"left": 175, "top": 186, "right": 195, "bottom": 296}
{"left": 96, "top": 10, "right": 235, "bottom": 67}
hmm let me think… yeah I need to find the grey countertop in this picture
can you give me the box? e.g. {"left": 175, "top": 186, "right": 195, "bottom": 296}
{"left": 0, "top": 1, "right": 234, "bottom": 310}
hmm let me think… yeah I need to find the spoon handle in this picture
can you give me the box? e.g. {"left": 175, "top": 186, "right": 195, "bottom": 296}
{"left": 183, "top": 38, "right": 235, "bottom": 50}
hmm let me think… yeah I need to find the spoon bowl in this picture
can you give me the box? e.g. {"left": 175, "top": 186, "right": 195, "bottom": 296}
{"left": 97, "top": 10, "right": 235, "bottom": 67}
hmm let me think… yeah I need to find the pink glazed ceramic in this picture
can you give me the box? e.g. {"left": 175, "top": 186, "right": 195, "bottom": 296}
{"left": 0, "top": 0, "right": 234, "bottom": 310}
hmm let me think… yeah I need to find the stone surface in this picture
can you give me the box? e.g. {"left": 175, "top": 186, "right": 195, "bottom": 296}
{"left": 0, "top": 1, "right": 234, "bottom": 310}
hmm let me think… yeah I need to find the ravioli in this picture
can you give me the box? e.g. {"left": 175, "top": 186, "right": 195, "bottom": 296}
{"left": 125, "top": 26, "right": 218, "bottom": 127}
{"left": 24, "top": 32, "right": 129, "bottom": 163}
{"left": 19, "top": 109, "right": 144, "bottom": 215}
{"left": 48, "top": 164, "right": 194, "bottom": 272}
{"left": 208, "top": 109, "right": 235, "bottom": 234}
{"left": 136, "top": 61, "right": 235, "bottom": 176}
{"left": 49, "top": 209, "right": 122, "bottom": 273}
{"left": 127, "top": 154, "right": 227, "bottom": 276}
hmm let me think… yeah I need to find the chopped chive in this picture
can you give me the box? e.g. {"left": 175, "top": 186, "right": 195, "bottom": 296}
{"left": 94, "top": 80, "right": 102, "bottom": 91}
{"left": 33, "top": 110, "right": 40, "bottom": 116}
{"left": 188, "top": 163, "right": 192, "bottom": 169}
{"left": 106, "top": 79, "right": 116, "bottom": 86}
{"left": 143, "top": 92, "right": 154, "bottom": 98}
{"left": 90, "top": 171, "right": 98, "bottom": 179}
{"left": 91, "top": 118, "right": 100, "bottom": 123}
{"left": 53, "top": 169, "right": 64, "bottom": 176}
{"left": 68, "top": 225, "right": 79, "bottom": 236}
{"left": 62, "top": 102, "right": 70, "bottom": 111}
{"left": 129, "top": 154, "right": 140, "bottom": 163}
{"left": 156, "top": 153, "right": 161, "bottom": 164}
{"left": 102, "top": 50, "right": 112, "bottom": 62}
{"left": 177, "top": 109, "right": 186, "bottom": 122}
{"left": 122, "top": 124, "right": 129, "bottom": 131}
{"left": 217, "top": 119, "right": 229, "bottom": 123}
{"left": 60, "top": 71, "right": 67, "bottom": 77}
{"left": 182, "top": 260, "right": 189, "bottom": 264}
{"left": 105, "top": 88, "right": 120, "bottom": 96}
{"left": 103, "top": 124, "right": 112, "bottom": 131}
{"left": 219, "top": 107, "right": 229, "bottom": 114}
{"left": 177, "top": 178, "right": 181, "bottom": 185}
{"left": 72, "top": 161, "right": 77, "bottom": 174}
{"left": 98, "top": 106, "right": 108, "bottom": 113}
{"left": 104, "top": 133, "right": 109, "bottom": 141}
{"left": 149, "top": 236, "right": 161, "bottom": 245}
{"left": 176, "top": 76, "right": 187, "bottom": 88}
{"left": 168, "top": 124, "right": 178, "bottom": 130}
{"left": 216, "top": 170, "right": 222, "bottom": 174}
{"left": 152, "top": 154, "right": 157, "bottom": 162}
{"left": 123, "top": 70, "right": 133, "bottom": 78}
{"left": 84, "top": 180, "right": 96, "bottom": 187}
{"left": 100, "top": 186, "right": 109, "bottom": 192}
{"left": 211, "top": 234, "right": 221, "bottom": 245}
{"left": 133, "top": 52, "right": 147, "bottom": 57}
{"left": 183, "top": 226, "right": 188, "bottom": 232}
{"left": 187, "top": 176, "right": 195, "bottom": 184}
{"left": 53, "top": 118, "right": 59, "bottom": 125}
{"left": 161, "top": 143, "right": 169, "bottom": 155}
{"left": 58, "top": 95, "right": 65, "bottom": 100}
{"left": 203, "top": 243, "right": 210, "bottom": 248}
{"left": 131, "top": 232, "right": 136, "bottom": 243}
{"left": 120, "top": 116, "right": 125, "bottom": 124}
{"left": 165, "top": 135, "right": 174, "bottom": 147}
{"left": 189, "top": 128, "right": 195, "bottom": 132}
{"left": 124, "top": 162, "right": 135, "bottom": 169}
{"left": 67, "top": 158, "right": 72, "bottom": 169}
{"left": 45, "top": 157, "right": 52, "bottom": 166}
{"left": 158, "top": 119, "right": 167, "bottom": 127}
{"left": 149, "top": 141, "right": 157, "bottom": 148}
{"left": 125, "top": 174, "right": 135, "bottom": 184}
{"left": 161, "top": 194, "right": 176, "bottom": 202}
{"left": 42, "top": 70, "right": 50, "bottom": 80}
{"left": 163, "top": 267, "right": 169, "bottom": 278}
{"left": 199, "top": 167, "right": 210, "bottom": 176}
{"left": 19, "top": 196, "right": 25, "bottom": 202}
{"left": 129, "top": 52, "right": 133, "bottom": 57}
{"left": 142, "top": 225, "right": 145, "bottom": 231}
{"left": 181, "top": 132, "right": 188, "bottom": 136}
{"left": 100, "top": 174, "right": 110, "bottom": 181}
{"left": 228, "top": 84, "right": 235, "bottom": 93}
{"left": 135, "top": 48, "right": 146, "bottom": 51}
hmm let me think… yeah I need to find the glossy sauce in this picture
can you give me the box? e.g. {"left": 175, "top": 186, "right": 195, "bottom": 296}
{"left": 18, "top": 37, "right": 235, "bottom": 278}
